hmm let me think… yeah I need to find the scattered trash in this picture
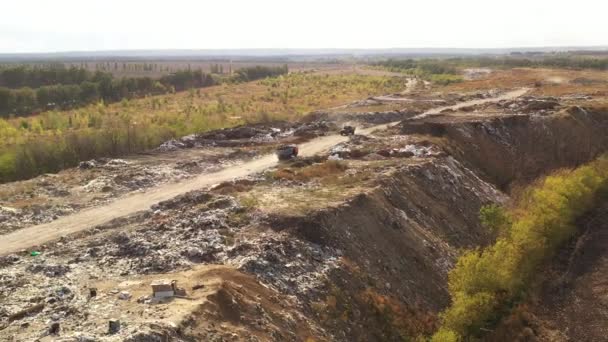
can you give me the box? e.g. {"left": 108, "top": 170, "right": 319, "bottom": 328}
{"left": 118, "top": 291, "right": 132, "bottom": 300}
{"left": 8, "top": 303, "right": 45, "bottom": 323}
{"left": 49, "top": 322, "right": 60, "bottom": 335}
{"left": 108, "top": 319, "right": 121, "bottom": 334}
{"left": 340, "top": 125, "right": 356, "bottom": 136}
{"left": 27, "top": 263, "right": 71, "bottom": 277}
{"left": 30, "top": 251, "right": 41, "bottom": 257}
{"left": 329, "top": 144, "right": 351, "bottom": 159}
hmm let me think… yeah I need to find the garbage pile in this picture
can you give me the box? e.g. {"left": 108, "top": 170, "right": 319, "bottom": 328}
{"left": 157, "top": 122, "right": 298, "bottom": 149}
{"left": 497, "top": 96, "right": 562, "bottom": 115}
{"left": 0, "top": 187, "right": 341, "bottom": 340}
{"left": 0, "top": 204, "right": 77, "bottom": 235}
{"left": 0, "top": 152, "right": 238, "bottom": 235}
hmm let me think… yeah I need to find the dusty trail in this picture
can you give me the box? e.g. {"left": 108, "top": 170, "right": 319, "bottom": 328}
{"left": 411, "top": 88, "right": 529, "bottom": 119}
{"left": 0, "top": 89, "right": 527, "bottom": 255}
{"left": 370, "top": 96, "right": 445, "bottom": 103}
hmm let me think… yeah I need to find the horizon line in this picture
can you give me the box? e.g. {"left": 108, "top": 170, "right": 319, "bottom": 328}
{"left": 1, "top": 45, "right": 608, "bottom": 56}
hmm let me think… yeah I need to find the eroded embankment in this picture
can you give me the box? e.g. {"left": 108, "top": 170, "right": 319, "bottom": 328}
{"left": 266, "top": 108, "right": 608, "bottom": 341}
{"left": 485, "top": 201, "right": 608, "bottom": 342}
{"left": 292, "top": 157, "right": 504, "bottom": 340}
{"left": 401, "top": 106, "right": 608, "bottom": 188}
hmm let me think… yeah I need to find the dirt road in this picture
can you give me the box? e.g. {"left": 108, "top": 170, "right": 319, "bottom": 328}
{"left": 0, "top": 89, "right": 527, "bottom": 255}
{"left": 0, "top": 127, "right": 374, "bottom": 255}
{"left": 411, "top": 88, "right": 529, "bottom": 119}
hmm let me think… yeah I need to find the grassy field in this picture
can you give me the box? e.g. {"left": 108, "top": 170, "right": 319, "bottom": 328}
{"left": 0, "top": 72, "right": 406, "bottom": 182}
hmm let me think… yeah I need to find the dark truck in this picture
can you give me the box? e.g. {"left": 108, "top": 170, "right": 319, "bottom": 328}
{"left": 276, "top": 144, "right": 299, "bottom": 161}
{"left": 340, "top": 125, "right": 356, "bottom": 136}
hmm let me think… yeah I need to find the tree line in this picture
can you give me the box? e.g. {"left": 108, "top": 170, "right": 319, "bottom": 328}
{"left": 452, "top": 56, "right": 608, "bottom": 70}
{"left": 373, "top": 59, "right": 459, "bottom": 75}
{"left": 374, "top": 56, "right": 608, "bottom": 74}
{"left": 233, "top": 65, "right": 289, "bottom": 82}
{"left": 0, "top": 64, "right": 294, "bottom": 182}
{"left": 0, "top": 65, "right": 288, "bottom": 117}
{"left": 0, "top": 64, "right": 90, "bottom": 88}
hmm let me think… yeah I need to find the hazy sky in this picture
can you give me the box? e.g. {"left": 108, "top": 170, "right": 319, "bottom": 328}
{"left": 1, "top": 0, "right": 607, "bottom": 53}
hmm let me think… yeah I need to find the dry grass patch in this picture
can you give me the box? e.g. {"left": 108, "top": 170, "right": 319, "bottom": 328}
{"left": 238, "top": 160, "right": 399, "bottom": 215}
{"left": 271, "top": 160, "right": 348, "bottom": 182}
{"left": 0, "top": 72, "right": 406, "bottom": 182}
{"left": 239, "top": 183, "right": 365, "bottom": 216}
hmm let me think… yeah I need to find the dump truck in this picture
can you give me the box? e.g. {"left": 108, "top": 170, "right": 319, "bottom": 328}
{"left": 340, "top": 125, "right": 355, "bottom": 136}
{"left": 276, "top": 144, "right": 299, "bottom": 160}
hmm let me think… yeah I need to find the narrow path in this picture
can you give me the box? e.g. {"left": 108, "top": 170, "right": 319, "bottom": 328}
{"left": 0, "top": 89, "right": 527, "bottom": 255}
{"left": 411, "top": 88, "right": 529, "bottom": 119}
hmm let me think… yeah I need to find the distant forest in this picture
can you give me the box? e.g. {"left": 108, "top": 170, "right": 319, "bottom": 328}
{"left": 374, "top": 56, "right": 608, "bottom": 72}
{"left": 0, "top": 64, "right": 288, "bottom": 117}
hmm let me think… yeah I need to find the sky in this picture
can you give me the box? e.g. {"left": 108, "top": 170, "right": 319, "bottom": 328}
{"left": 1, "top": 0, "right": 607, "bottom": 53}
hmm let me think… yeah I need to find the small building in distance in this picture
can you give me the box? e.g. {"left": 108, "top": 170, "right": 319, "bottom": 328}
{"left": 151, "top": 279, "right": 176, "bottom": 298}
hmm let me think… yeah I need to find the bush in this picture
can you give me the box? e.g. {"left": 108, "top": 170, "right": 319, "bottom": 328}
{"left": 433, "top": 156, "right": 608, "bottom": 339}
{"left": 233, "top": 65, "right": 288, "bottom": 82}
{"left": 479, "top": 204, "right": 511, "bottom": 234}
{"left": 430, "top": 328, "right": 460, "bottom": 342}
{"left": 429, "top": 74, "right": 464, "bottom": 86}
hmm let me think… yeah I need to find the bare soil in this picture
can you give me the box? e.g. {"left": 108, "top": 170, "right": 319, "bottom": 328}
{"left": 488, "top": 202, "right": 608, "bottom": 342}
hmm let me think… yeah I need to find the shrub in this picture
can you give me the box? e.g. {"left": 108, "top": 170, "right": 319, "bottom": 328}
{"left": 479, "top": 204, "right": 511, "bottom": 234}
{"left": 429, "top": 74, "right": 464, "bottom": 86}
{"left": 433, "top": 155, "right": 608, "bottom": 340}
{"left": 233, "top": 65, "right": 288, "bottom": 82}
{"left": 430, "top": 328, "right": 460, "bottom": 342}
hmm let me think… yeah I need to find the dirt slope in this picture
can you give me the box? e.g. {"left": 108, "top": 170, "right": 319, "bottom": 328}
{"left": 488, "top": 202, "right": 608, "bottom": 341}
{"left": 402, "top": 106, "right": 608, "bottom": 188}
{"left": 535, "top": 203, "right": 608, "bottom": 341}
{"left": 0, "top": 91, "right": 527, "bottom": 256}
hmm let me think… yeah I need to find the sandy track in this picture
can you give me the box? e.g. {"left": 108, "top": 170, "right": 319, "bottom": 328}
{"left": 411, "top": 88, "right": 529, "bottom": 119}
{"left": 0, "top": 131, "right": 362, "bottom": 255}
{"left": 0, "top": 90, "right": 527, "bottom": 255}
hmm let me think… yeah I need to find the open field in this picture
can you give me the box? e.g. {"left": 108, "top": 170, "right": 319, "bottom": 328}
{"left": 0, "top": 71, "right": 406, "bottom": 181}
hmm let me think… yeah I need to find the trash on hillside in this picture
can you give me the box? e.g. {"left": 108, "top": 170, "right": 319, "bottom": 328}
{"left": 108, "top": 319, "right": 121, "bottom": 334}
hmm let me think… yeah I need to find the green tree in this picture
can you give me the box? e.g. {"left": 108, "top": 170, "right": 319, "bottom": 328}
{"left": 0, "top": 87, "right": 15, "bottom": 116}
